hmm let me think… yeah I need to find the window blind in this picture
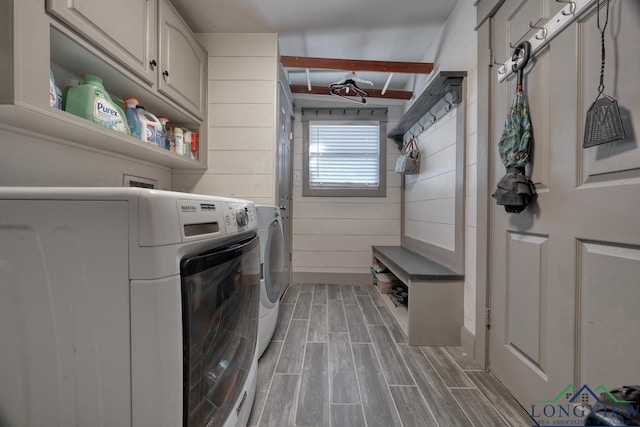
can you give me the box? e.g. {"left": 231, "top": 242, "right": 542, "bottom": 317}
{"left": 308, "top": 122, "right": 380, "bottom": 189}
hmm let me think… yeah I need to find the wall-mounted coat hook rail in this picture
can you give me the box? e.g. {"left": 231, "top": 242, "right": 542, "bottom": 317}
{"left": 492, "top": 60, "right": 507, "bottom": 74}
{"left": 556, "top": 0, "right": 577, "bottom": 15}
{"left": 497, "top": 0, "right": 598, "bottom": 83}
{"left": 444, "top": 99, "right": 454, "bottom": 112}
{"left": 388, "top": 71, "right": 466, "bottom": 149}
{"left": 528, "top": 21, "right": 548, "bottom": 40}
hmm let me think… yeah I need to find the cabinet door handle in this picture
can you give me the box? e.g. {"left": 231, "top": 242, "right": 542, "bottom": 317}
{"left": 162, "top": 70, "right": 170, "bottom": 81}
{"left": 149, "top": 59, "right": 157, "bottom": 70}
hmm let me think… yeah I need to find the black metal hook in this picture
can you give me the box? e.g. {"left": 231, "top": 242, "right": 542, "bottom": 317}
{"left": 511, "top": 41, "right": 531, "bottom": 89}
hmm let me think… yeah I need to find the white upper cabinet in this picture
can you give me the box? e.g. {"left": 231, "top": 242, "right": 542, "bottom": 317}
{"left": 0, "top": 0, "right": 208, "bottom": 169}
{"left": 158, "top": 0, "right": 207, "bottom": 119}
{"left": 46, "top": 0, "right": 158, "bottom": 86}
{"left": 46, "top": 0, "right": 206, "bottom": 119}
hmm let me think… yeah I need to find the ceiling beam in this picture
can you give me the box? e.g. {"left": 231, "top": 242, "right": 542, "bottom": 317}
{"left": 281, "top": 56, "right": 433, "bottom": 74}
{"left": 290, "top": 85, "right": 413, "bottom": 100}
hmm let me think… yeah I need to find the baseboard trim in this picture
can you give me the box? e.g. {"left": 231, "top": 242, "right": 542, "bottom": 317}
{"left": 461, "top": 326, "right": 475, "bottom": 357}
{"left": 292, "top": 272, "right": 372, "bottom": 285}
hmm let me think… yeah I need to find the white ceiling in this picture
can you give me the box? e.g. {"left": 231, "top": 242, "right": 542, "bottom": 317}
{"left": 170, "top": 0, "right": 457, "bottom": 96}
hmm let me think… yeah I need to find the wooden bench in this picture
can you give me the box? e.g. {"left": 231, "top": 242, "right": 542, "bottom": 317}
{"left": 372, "top": 245, "right": 464, "bottom": 346}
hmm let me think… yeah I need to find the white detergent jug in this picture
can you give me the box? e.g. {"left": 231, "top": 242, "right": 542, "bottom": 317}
{"left": 135, "top": 105, "right": 163, "bottom": 146}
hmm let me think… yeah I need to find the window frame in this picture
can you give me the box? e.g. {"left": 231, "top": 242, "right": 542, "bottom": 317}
{"left": 302, "top": 109, "right": 387, "bottom": 198}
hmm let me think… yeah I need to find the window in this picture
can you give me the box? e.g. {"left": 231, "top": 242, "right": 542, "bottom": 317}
{"left": 302, "top": 109, "right": 387, "bottom": 197}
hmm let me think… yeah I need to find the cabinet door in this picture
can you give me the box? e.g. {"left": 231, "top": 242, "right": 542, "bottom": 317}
{"left": 158, "top": 0, "right": 207, "bottom": 119}
{"left": 47, "top": 0, "right": 157, "bottom": 85}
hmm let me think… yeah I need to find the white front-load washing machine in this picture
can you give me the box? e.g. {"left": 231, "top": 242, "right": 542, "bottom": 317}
{"left": 0, "top": 187, "right": 260, "bottom": 427}
{"left": 256, "top": 205, "right": 286, "bottom": 358}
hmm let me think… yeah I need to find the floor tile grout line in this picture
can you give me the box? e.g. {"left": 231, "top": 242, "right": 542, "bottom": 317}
{"left": 357, "top": 293, "right": 405, "bottom": 426}
{"left": 417, "top": 346, "right": 474, "bottom": 426}
{"left": 327, "top": 338, "right": 337, "bottom": 426}
{"left": 292, "top": 318, "right": 313, "bottom": 426}
{"left": 336, "top": 299, "right": 362, "bottom": 408}
{"left": 255, "top": 284, "right": 301, "bottom": 426}
{"left": 273, "top": 286, "right": 302, "bottom": 374}
{"left": 394, "top": 349, "right": 441, "bottom": 427}
{"left": 255, "top": 342, "right": 287, "bottom": 426}
{"left": 422, "top": 346, "right": 475, "bottom": 388}
{"left": 441, "top": 346, "right": 476, "bottom": 387}
{"left": 375, "top": 309, "right": 442, "bottom": 427}
{"left": 443, "top": 346, "right": 483, "bottom": 375}
{"left": 364, "top": 323, "right": 396, "bottom": 387}
{"left": 449, "top": 388, "right": 482, "bottom": 427}
{"left": 387, "top": 384, "right": 420, "bottom": 389}
{"left": 464, "top": 372, "right": 531, "bottom": 427}
{"left": 344, "top": 292, "right": 368, "bottom": 427}
{"left": 451, "top": 383, "right": 519, "bottom": 427}
{"left": 326, "top": 297, "right": 333, "bottom": 427}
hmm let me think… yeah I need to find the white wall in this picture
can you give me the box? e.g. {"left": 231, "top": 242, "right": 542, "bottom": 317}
{"left": 291, "top": 107, "right": 403, "bottom": 276}
{"left": 173, "top": 34, "right": 279, "bottom": 204}
{"left": 0, "top": 127, "right": 171, "bottom": 188}
{"left": 405, "top": 0, "right": 478, "bottom": 334}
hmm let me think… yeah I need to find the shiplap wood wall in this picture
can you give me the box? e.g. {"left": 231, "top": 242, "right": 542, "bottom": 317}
{"left": 173, "top": 33, "right": 279, "bottom": 205}
{"left": 291, "top": 107, "right": 403, "bottom": 276}
{"left": 404, "top": 111, "right": 459, "bottom": 251}
{"left": 406, "top": 0, "right": 478, "bottom": 335}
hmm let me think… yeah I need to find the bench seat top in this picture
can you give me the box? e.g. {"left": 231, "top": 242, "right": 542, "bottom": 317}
{"left": 373, "top": 246, "right": 464, "bottom": 281}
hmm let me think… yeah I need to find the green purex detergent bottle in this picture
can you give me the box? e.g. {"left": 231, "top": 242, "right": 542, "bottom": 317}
{"left": 64, "top": 74, "right": 129, "bottom": 135}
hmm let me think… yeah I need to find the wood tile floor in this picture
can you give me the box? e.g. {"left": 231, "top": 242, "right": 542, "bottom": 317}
{"left": 248, "top": 283, "right": 536, "bottom": 427}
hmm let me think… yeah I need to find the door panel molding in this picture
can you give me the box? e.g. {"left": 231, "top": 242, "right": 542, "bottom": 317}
{"left": 577, "top": 240, "right": 640, "bottom": 388}
{"left": 505, "top": 232, "right": 548, "bottom": 369}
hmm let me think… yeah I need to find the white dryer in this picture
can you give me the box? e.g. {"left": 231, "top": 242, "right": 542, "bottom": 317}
{"left": 256, "top": 205, "right": 286, "bottom": 358}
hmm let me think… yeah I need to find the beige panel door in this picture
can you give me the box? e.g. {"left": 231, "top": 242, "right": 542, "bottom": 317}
{"left": 47, "top": 0, "right": 156, "bottom": 84}
{"left": 488, "top": 0, "right": 640, "bottom": 412}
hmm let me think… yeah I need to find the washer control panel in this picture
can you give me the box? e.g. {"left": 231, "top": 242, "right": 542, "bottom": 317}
{"left": 222, "top": 202, "right": 256, "bottom": 233}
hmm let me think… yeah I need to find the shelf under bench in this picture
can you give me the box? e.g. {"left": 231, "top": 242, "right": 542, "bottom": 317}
{"left": 372, "top": 245, "right": 464, "bottom": 346}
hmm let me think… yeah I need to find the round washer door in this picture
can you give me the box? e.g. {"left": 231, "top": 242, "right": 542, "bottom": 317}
{"left": 264, "top": 219, "right": 285, "bottom": 304}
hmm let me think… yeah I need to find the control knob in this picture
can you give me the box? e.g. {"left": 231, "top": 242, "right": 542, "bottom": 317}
{"left": 235, "top": 207, "right": 249, "bottom": 226}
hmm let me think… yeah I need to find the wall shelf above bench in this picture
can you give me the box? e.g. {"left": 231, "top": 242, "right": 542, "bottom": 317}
{"left": 387, "top": 71, "right": 466, "bottom": 149}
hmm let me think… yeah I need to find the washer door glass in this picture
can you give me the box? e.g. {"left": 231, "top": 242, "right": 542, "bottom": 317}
{"left": 180, "top": 234, "right": 260, "bottom": 427}
{"left": 264, "top": 220, "right": 285, "bottom": 304}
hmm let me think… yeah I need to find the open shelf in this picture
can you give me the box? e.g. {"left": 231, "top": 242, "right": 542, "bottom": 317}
{"left": 376, "top": 284, "right": 409, "bottom": 337}
{"left": 0, "top": 102, "right": 203, "bottom": 169}
{"left": 44, "top": 23, "right": 205, "bottom": 169}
